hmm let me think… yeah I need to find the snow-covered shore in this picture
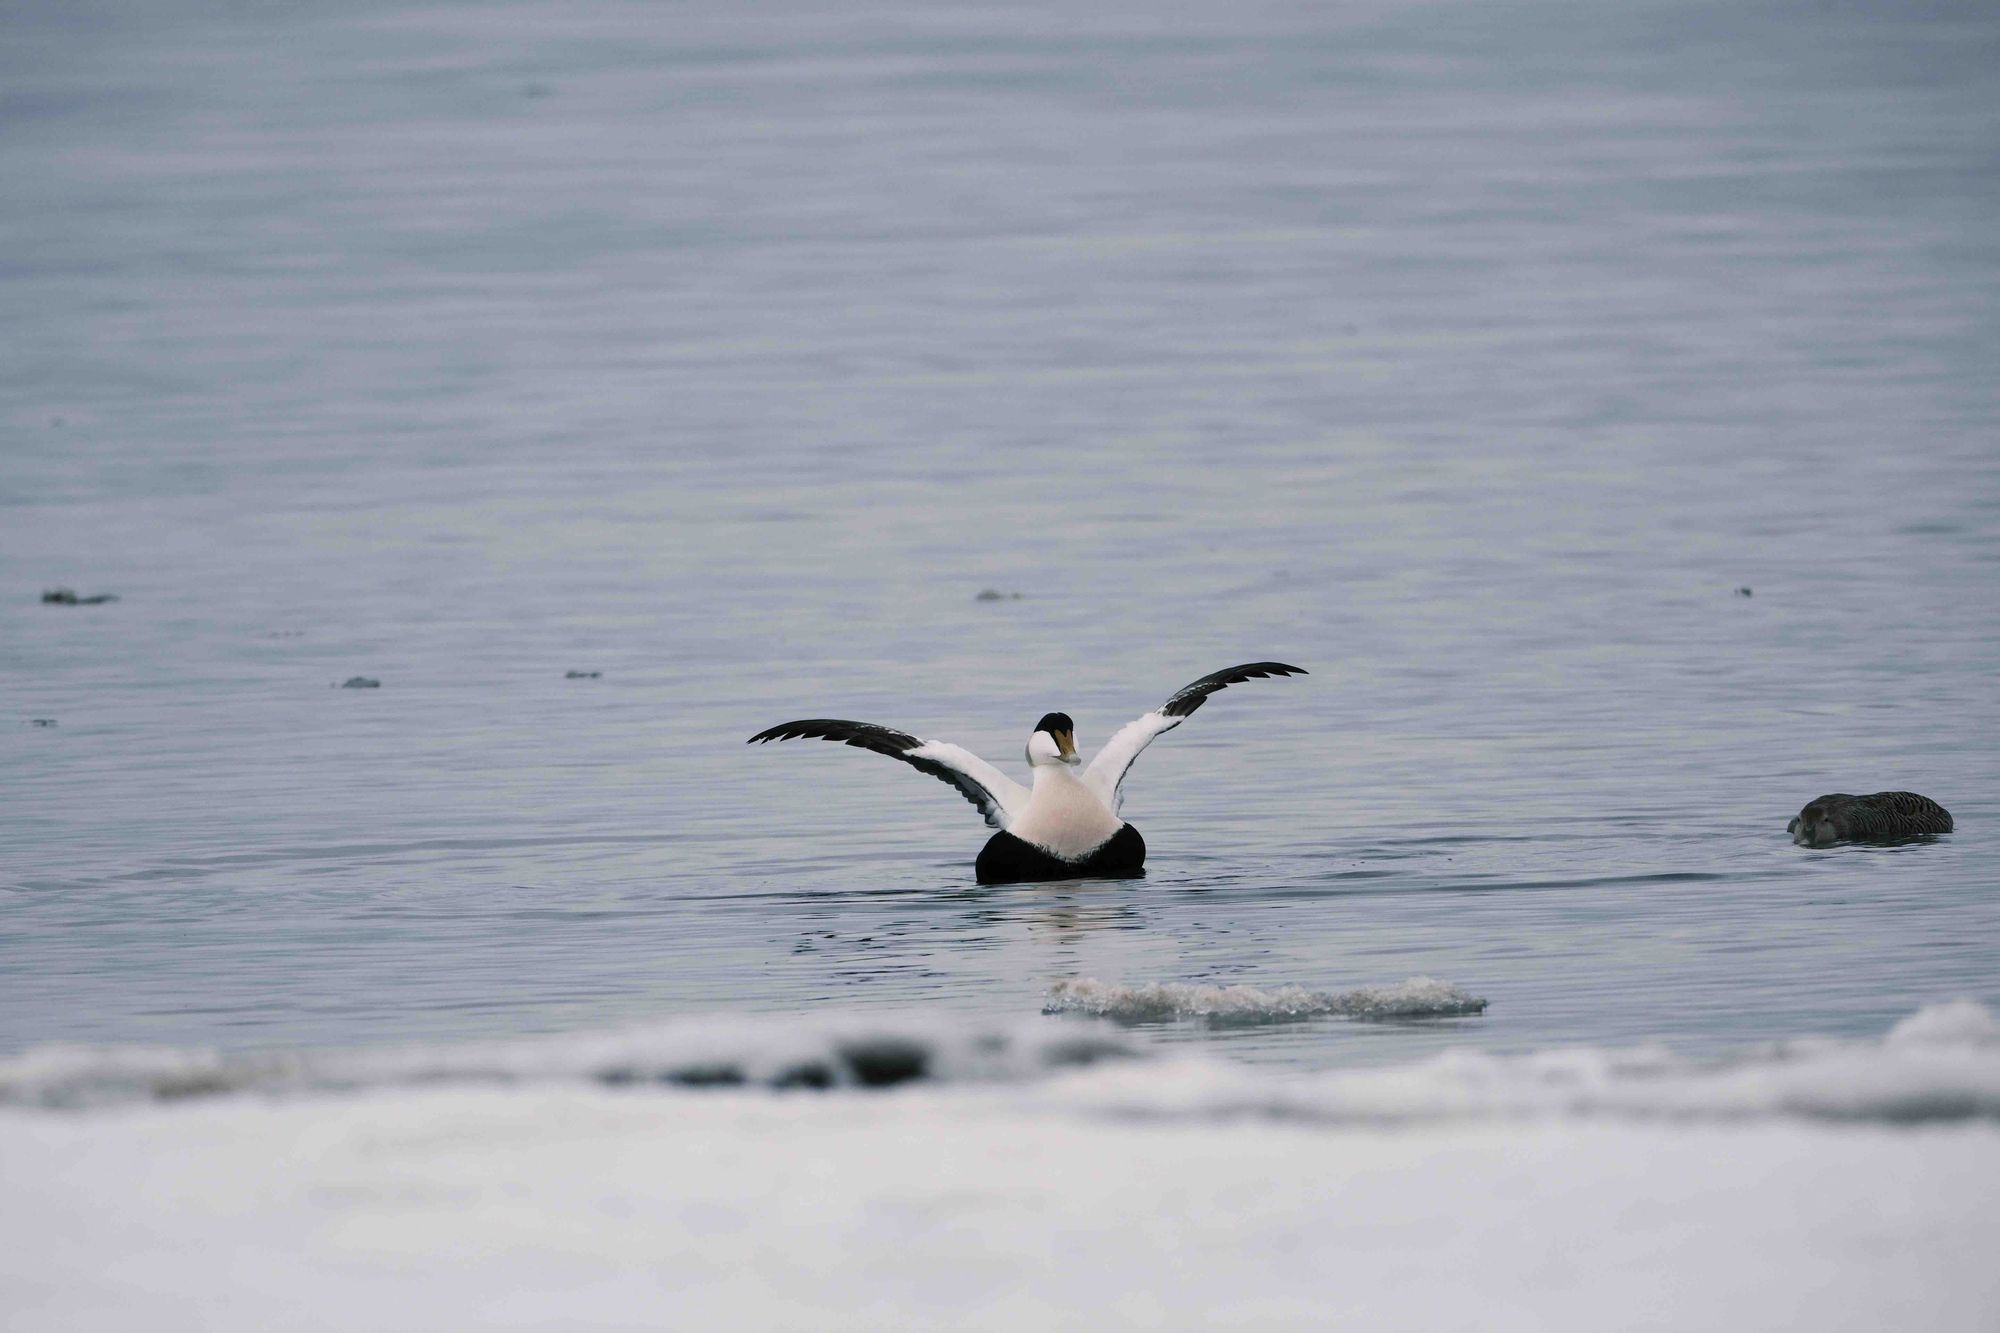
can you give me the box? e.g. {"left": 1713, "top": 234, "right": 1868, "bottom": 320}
{"left": 6, "top": 1003, "right": 1997, "bottom": 1331}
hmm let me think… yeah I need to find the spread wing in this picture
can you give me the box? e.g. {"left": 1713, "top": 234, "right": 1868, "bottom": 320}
{"left": 1081, "top": 662, "right": 1307, "bottom": 813}
{"left": 747, "top": 719, "right": 1029, "bottom": 829}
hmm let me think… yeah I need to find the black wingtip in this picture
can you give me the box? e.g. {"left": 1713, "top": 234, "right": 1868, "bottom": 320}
{"left": 1161, "top": 661, "right": 1310, "bottom": 718}
{"left": 745, "top": 718, "right": 925, "bottom": 757}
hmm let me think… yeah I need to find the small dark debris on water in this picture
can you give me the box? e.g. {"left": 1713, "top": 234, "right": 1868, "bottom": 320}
{"left": 42, "top": 588, "right": 118, "bottom": 606}
{"left": 1735, "top": 587, "right": 1753, "bottom": 597}
{"left": 975, "top": 588, "right": 1024, "bottom": 602}
{"left": 338, "top": 676, "right": 381, "bottom": 689}
{"left": 565, "top": 670, "right": 601, "bottom": 679}
{"left": 28, "top": 718, "right": 57, "bottom": 728}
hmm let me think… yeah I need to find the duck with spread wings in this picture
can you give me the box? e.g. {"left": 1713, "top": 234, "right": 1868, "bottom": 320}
{"left": 749, "top": 662, "right": 1307, "bottom": 883}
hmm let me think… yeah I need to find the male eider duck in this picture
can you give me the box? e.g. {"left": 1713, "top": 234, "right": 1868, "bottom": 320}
{"left": 749, "top": 662, "right": 1306, "bottom": 883}
{"left": 1787, "top": 792, "right": 1953, "bottom": 847}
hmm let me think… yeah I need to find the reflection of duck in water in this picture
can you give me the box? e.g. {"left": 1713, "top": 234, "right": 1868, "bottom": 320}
{"left": 1788, "top": 792, "right": 1953, "bottom": 847}
{"left": 750, "top": 662, "right": 1306, "bottom": 883}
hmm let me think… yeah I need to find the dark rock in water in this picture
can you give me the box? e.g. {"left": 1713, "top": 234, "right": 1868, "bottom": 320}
{"left": 1735, "top": 586, "right": 1753, "bottom": 597}
{"left": 835, "top": 1037, "right": 931, "bottom": 1087}
{"left": 565, "top": 670, "right": 601, "bottom": 679}
{"left": 42, "top": 588, "right": 118, "bottom": 605}
{"left": 1788, "top": 792, "right": 1953, "bottom": 847}
{"left": 974, "top": 588, "right": 1023, "bottom": 602}
{"left": 590, "top": 1039, "right": 929, "bottom": 1092}
{"left": 338, "top": 676, "right": 381, "bottom": 689}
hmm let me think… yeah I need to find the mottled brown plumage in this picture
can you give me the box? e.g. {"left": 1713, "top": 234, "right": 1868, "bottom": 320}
{"left": 1788, "top": 792, "right": 1953, "bottom": 847}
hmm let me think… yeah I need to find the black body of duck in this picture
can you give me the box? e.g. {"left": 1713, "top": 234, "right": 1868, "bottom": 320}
{"left": 1788, "top": 792, "right": 1953, "bottom": 847}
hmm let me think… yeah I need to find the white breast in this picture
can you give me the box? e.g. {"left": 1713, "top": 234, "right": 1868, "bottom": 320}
{"left": 1009, "top": 766, "right": 1124, "bottom": 861}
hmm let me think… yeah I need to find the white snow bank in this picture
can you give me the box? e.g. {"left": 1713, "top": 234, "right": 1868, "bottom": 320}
{"left": 5, "top": 1077, "right": 1997, "bottom": 1332}
{"left": 2, "top": 1006, "right": 1997, "bottom": 1329}
{"left": 1888, "top": 997, "right": 2000, "bottom": 1046}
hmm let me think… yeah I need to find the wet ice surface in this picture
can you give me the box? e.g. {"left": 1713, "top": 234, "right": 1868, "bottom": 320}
{"left": 6, "top": 998, "right": 1996, "bottom": 1123}
{"left": 3, "top": 0, "right": 1999, "bottom": 1071}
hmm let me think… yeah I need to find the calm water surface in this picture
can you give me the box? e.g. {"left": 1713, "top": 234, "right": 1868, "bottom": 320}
{"left": 3, "top": 0, "right": 1997, "bottom": 1068}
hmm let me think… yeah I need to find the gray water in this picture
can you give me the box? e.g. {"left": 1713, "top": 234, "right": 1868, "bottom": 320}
{"left": 4, "top": 0, "right": 1997, "bottom": 1070}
